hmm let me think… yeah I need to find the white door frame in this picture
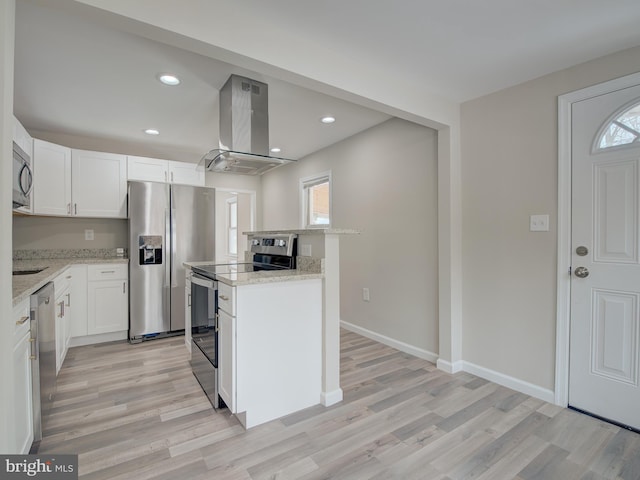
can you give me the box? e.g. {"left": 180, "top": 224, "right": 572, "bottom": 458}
{"left": 555, "top": 70, "right": 640, "bottom": 406}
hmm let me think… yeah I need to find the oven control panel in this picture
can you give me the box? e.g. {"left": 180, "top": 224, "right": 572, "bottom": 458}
{"left": 249, "top": 234, "right": 297, "bottom": 256}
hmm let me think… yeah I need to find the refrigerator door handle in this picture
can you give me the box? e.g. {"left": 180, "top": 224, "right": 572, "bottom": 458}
{"left": 164, "top": 207, "right": 171, "bottom": 287}
{"left": 171, "top": 208, "right": 178, "bottom": 287}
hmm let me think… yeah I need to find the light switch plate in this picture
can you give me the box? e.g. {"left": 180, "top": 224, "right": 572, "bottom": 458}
{"left": 530, "top": 214, "right": 549, "bottom": 232}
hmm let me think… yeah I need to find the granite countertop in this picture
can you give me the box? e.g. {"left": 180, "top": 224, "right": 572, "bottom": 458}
{"left": 13, "top": 257, "right": 128, "bottom": 306}
{"left": 215, "top": 269, "right": 323, "bottom": 287}
{"left": 183, "top": 261, "right": 323, "bottom": 287}
{"left": 243, "top": 228, "right": 359, "bottom": 235}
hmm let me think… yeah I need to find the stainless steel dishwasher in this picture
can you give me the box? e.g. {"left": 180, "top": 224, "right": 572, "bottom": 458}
{"left": 30, "top": 282, "right": 56, "bottom": 442}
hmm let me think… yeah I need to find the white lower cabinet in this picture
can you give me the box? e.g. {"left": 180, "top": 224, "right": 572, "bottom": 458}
{"left": 217, "top": 279, "right": 322, "bottom": 429}
{"left": 53, "top": 268, "right": 72, "bottom": 374}
{"left": 12, "top": 298, "right": 34, "bottom": 454}
{"left": 218, "top": 308, "right": 236, "bottom": 412}
{"left": 70, "top": 265, "right": 88, "bottom": 338}
{"left": 87, "top": 264, "right": 128, "bottom": 335}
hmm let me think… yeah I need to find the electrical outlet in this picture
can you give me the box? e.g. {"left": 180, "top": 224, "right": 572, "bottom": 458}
{"left": 362, "top": 287, "right": 370, "bottom": 302}
{"left": 529, "top": 214, "right": 549, "bottom": 232}
{"left": 301, "top": 244, "right": 312, "bottom": 256}
{"left": 84, "top": 229, "right": 94, "bottom": 241}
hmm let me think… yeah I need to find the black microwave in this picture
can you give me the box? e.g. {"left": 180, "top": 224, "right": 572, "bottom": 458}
{"left": 13, "top": 141, "right": 32, "bottom": 209}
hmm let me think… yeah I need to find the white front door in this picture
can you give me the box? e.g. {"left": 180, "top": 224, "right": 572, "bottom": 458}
{"left": 569, "top": 84, "right": 640, "bottom": 430}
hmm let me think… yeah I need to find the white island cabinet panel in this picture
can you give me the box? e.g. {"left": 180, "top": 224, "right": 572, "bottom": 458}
{"left": 218, "top": 308, "right": 236, "bottom": 412}
{"left": 224, "top": 279, "right": 322, "bottom": 429}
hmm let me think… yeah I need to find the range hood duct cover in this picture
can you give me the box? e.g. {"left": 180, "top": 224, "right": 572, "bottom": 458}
{"left": 201, "top": 75, "right": 295, "bottom": 175}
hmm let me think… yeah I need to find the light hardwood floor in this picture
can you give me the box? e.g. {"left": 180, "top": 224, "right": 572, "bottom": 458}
{"left": 37, "top": 330, "right": 640, "bottom": 479}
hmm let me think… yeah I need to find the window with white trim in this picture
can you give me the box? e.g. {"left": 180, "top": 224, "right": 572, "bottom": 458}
{"left": 300, "top": 172, "right": 331, "bottom": 228}
{"left": 227, "top": 198, "right": 237, "bottom": 256}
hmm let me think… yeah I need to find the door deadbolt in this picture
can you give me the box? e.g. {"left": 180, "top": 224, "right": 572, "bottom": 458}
{"left": 574, "top": 266, "right": 589, "bottom": 278}
{"left": 576, "top": 246, "right": 589, "bottom": 256}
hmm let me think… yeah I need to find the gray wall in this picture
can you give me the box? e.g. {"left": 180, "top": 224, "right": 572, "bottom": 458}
{"left": 262, "top": 118, "right": 440, "bottom": 355}
{"left": 461, "top": 46, "right": 640, "bottom": 390}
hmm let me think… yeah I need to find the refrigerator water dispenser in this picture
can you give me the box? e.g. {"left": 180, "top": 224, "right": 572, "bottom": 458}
{"left": 139, "top": 235, "right": 163, "bottom": 265}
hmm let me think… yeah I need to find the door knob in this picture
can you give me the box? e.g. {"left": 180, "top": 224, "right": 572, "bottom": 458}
{"left": 574, "top": 266, "right": 589, "bottom": 278}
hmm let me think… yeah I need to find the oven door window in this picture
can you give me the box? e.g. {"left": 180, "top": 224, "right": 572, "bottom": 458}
{"left": 191, "top": 279, "right": 217, "bottom": 365}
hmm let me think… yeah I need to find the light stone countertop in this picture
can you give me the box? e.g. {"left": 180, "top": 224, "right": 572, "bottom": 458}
{"left": 183, "top": 261, "right": 323, "bottom": 287}
{"left": 13, "top": 258, "right": 128, "bottom": 306}
{"left": 243, "top": 228, "right": 359, "bottom": 235}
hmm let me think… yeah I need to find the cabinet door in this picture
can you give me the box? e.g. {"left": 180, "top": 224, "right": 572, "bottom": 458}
{"left": 169, "top": 160, "right": 204, "bottom": 186}
{"left": 12, "top": 331, "right": 34, "bottom": 454}
{"left": 33, "top": 139, "right": 72, "bottom": 216}
{"left": 13, "top": 115, "right": 33, "bottom": 158}
{"left": 127, "top": 156, "right": 169, "bottom": 183}
{"left": 55, "top": 285, "right": 71, "bottom": 374}
{"left": 64, "top": 286, "right": 72, "bottom": 351}
{"left": 55, "top": 293, "right": 64, "bottom": 374}
{"left": 218, "top": 309, "right": 236, "bottom": 412}
{"left": 72, "top": 149, "right": 127, "bottom": 218}
{"left": 70, "top": 265, "right": 88, "bottom": 338}
{"left": 88, "top": 279, "right": 128, "bottom": 334}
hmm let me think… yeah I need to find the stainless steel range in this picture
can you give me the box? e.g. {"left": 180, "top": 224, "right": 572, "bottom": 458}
{"left": 190, "top": 234, "right": 297, "bottom": 409}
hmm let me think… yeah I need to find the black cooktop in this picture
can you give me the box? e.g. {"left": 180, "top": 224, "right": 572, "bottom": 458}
{"left": 192, "top": 262, "right": 255, "bottom": 279}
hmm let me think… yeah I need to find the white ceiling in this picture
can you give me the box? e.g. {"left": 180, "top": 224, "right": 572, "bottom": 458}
{"left": 13, "top": 0, "right": 640, "bottom": 165}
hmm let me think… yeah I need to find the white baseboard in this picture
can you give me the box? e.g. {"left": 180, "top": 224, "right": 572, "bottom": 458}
{"left": 437, "top": 358, "right": 463, "bottom": 374}
{"left": 69, "top": 331, "right": 127, "bottom": 347}
{"left": 340, "top": 320, "right": 439, "bottom": 363}
{"left": 341, "top": 321, "right": 555, "bottom": 404}
{"left": 461, "top": 361, "right": 555, "bottom": 404}
{"left": 321, "top": 389, "right": 343, "bottom": 406}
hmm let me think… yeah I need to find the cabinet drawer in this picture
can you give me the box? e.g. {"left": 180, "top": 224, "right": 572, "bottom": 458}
{"left": 13, "top": 299, "right": 31, "bottom": 341}
{"left": 217, "top": 282, "right": 235, "bottom": 316}
{"left": 53, "top": 268, "right": 72, "bottom": 295}
{"left": 87, "top": 264, "right": 127, "bottom": 281}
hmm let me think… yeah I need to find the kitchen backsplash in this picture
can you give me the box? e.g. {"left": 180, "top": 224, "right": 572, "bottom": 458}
{"left": 13, "top": 248, "right": 128, "bottom": 261}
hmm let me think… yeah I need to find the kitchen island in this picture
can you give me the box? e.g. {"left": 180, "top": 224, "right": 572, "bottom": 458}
{"left": 185, "top": 261, "right": 322, "bottom": 429}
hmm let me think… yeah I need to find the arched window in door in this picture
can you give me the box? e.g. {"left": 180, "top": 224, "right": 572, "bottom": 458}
{"left": 596, "top": 100, "right": 640, "bottom": 150}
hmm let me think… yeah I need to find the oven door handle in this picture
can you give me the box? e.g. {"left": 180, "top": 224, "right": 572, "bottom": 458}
{"left": 191, "top": 274, "right": 215, "bottom": 289}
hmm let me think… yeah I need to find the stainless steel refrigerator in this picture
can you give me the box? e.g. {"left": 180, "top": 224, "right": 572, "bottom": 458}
{"left": 128, "top": 181, "right": 215, "bottom": 342}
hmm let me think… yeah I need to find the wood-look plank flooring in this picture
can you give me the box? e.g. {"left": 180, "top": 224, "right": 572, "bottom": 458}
{"left": 37, "top": 330, "right": 640, "bottom": 479}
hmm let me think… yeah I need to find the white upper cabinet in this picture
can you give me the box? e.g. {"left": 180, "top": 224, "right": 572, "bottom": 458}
{"left": 13, "top": 115, "right": 33, "bottom": 159}
{"left": 127, "top": 155, "right": 204, "bottom": 186}
{"left": 33, "top": 141, "right": 126, "bottom": 218}
{"left": 127, "top": 156, "right": 168, "bottom": 183}
{"left": 168, "top": 160, "right": 204, "bottom": 186}
{"left": 33, "top": 139, "right": 72, "bottom": 216}
{"left": 72, "top": 149, "right": 127, "bottom": 218}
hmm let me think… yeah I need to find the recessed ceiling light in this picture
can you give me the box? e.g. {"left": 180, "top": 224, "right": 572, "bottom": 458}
{"left": 321, "top": 116, "right": 336, "bottom": 124}
{"left": 144, "top": 129, "right": 160, "bottom": 135}
{"left": 270, "top": 147, "right": 281, "bottom": 153}
{"left": 158, "top": 74, "right": 180, "bottom": 86}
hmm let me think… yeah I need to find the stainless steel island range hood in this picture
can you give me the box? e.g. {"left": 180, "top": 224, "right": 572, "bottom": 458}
{"left": 201, "top": 75, "right": 296, "bottom": 175}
